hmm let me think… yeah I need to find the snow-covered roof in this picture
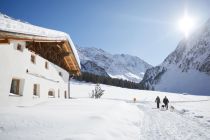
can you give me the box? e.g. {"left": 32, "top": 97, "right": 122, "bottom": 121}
{"left": 0, "top": 13, "right": 81, "bottom": 74}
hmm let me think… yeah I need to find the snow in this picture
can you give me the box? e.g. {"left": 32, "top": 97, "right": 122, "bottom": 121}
{"left": 138, "top": 102, "right": 210, "bottom": 140}
{"left": 155, "top": 68, "right": 210, "bottom": 95}
{"left": 1, "top": 80, "right": 210, "bottom": 140}
{"left": 0, "top": 99, "right": 141, "bottom": 140}
{"left": 109, "top": 72, "right": 142, "bottom": 81}
{"left": 77, "top": 47, "right": 152, "bottom": 83}
{"left": 125, "top": 72, "right": 142, "bottom": 80}
{"left": 0, "top": 13, "right": 80, "bottom": 68}
{"left": 71, "top": 81, "right": 210, "bottom": 139}
{"left": 142, "top": 18, "right": 210, "bottom": 95}
{"left": 108, "top": 73, "right": 129, "bottom": 81}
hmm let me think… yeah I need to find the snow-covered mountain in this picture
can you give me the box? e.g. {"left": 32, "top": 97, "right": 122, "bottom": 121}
{"left": 77, "top": 47, "right": 152, "bottom": 83}
{"left": 140, "top": 19, "right": 210, "bottom": 95}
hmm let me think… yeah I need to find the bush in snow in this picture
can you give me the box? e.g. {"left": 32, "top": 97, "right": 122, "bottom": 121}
{"left": 90, "top": 84, "right": 105, "bottom": 99}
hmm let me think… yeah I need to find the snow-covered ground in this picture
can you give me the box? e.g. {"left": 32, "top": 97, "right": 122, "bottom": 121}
{"left": 0, "top": 99, "right": 141, "bottom": 140}
{"left": 71, "top": 81, "right": 210, "bottom": 140}
{"left": 0, "top": 80, "right": 210, "bottom": 140}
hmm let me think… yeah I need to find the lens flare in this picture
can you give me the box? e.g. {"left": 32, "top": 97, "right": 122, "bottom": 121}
{"left": 178, "top": 14, "right": 195, "bottom": 38}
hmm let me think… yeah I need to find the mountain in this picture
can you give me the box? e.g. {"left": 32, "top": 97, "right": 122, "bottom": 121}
{"left": 77, "top": 47, "right": 152, "bottom": 83}
{"left": 81, "top": 60, "right": 109, "bottom": 77}
{"left": 140, "top": 19, "right": 210, "bottom": 95}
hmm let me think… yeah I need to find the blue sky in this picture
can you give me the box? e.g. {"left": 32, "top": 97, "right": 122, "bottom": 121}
{"left": 0, "top": 0, "right": 210, "bottom": 65}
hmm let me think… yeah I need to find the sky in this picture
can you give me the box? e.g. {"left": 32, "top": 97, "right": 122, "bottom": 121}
{"left": 0, "top": 0, "right": 210, "bottom": 66}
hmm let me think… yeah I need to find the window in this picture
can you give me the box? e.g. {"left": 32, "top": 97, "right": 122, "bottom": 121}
{"left": 33, "top": 84, "right": 40, "bottom": 96}
{"left": 31, "top": 55, "right": 36, "bottom": 64}
{"left": 17, "top": 44, "right": 23, "bottom": 51}
{"left": 59, "top": 72, "right": 63, "bottom": 77}
{"left": 45, "top": 61, "right": 49, "bottom": 69}
{"left": 10, "top": 79, "right": 20, "bottom": 95}
{"left": 48, "top": 90, "right": 55, "bottom": 98}
{"left": 64, "top": 91, "right": 67, "bottom": 99}
{"left": 58, "top": 89, "right": 60, "bottom": 98}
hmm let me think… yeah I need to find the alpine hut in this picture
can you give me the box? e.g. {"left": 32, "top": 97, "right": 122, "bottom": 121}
{"left": 0, "top": 13, "right": 81, "bottom": 106}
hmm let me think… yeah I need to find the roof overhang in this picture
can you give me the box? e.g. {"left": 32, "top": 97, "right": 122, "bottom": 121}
{"left": 0, "top": 30, "right": 81, "bottom": 75}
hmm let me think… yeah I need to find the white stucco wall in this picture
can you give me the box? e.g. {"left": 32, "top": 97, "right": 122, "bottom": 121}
{"left": 0, "top": 40, "right": 70, "bottom": 106}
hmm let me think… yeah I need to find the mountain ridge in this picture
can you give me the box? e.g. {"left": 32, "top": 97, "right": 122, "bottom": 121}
{"left": 77, "top": 47, "right": 152, "bottom": 83}
{"left": 140, "top": 18, "right": 210, "bottom": 95}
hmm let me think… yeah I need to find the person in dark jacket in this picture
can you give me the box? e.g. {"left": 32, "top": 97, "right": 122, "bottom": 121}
{"left": 163, "top": 96, "right": 169, "bottom": 109}
{"left": 155, "top": 96, "right": 161, "bottom": 108}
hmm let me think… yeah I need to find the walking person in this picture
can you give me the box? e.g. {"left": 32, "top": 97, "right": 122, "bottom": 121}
{"left": 163, "top": 96, "right": 169, "bottom": 109}
{"left": 155, "top": 96, "right": 161, "bottom": 108}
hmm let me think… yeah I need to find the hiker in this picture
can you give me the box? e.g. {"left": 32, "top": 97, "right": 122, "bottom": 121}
{"left": 155, "top": 96, "right": 161, "bottom": 108}
{"left": 163, "top": 96, "right": 169, "bottom": 109}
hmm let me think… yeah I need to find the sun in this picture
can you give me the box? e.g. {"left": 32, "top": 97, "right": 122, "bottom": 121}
{"left": 178, "top": 14, "right": 195, "bottom": 38}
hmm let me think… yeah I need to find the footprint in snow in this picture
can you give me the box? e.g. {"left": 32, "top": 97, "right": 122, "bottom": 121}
{"left": 194, "top": 115, "right": 204, "bottom": 118}
{"left": 89, "top": 116, "right": 104, "bottom": 121}
{"left": 178, "top": 109, "right": 189, "bottom": 114}
{"left": 63, "top": 138, "right": 73, "bottom": 140}
{"left": 0, "top": 126, "right": 4, "bottom": 132}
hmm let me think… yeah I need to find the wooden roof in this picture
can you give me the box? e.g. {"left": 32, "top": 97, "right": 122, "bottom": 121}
{"left": 0, "top": 30, "right": 81, "bottom": 75}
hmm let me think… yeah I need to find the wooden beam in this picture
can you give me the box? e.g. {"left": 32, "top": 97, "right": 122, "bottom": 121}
{"left": 0, "top": 31, "right": 65, "bottom": 42}
{"left": 0, "top": 39, "right": 9, "bottom": 44}
{"left": 0, "top": 30, "right": 81, "bottom": 75}
{"left": 60, "top": 52, "right": 71, "bottom": 57}
{"left": 64, "top": 41, "right": 80, "bottom": 74}
{"left": 26, "top": 40, "right": 80, "bottom": 75}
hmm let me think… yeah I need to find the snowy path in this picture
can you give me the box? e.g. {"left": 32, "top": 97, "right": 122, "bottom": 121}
{"left": 137, "top": 102, "right": 210, "bottom": 140}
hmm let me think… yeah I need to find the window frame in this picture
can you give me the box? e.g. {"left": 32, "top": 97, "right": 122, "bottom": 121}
{"left": 48, "top": 90, "right": 55, "bottom": 98}
{"left": 17, "top": 43, "right": 23, "bottom": 52}
{"left": 64, "top": 90, "right": 67, "bottom": 99}
{"left": 59, "top": 72, "right": 63, "bottom": 77}
{"left": 45, "top": 61, "right": 49, "bottom": 69}
{"left": 10, "top": 78, "right": 21, "bottom": 96}
{"left": 31, "top": 54, "right": 36, "bottom": 64}
{"left": 33, "top": 84, "right": 40, "bottom": 97}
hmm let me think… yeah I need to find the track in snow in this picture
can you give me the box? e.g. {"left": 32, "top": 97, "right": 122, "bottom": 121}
{"left": 137, "top": 102, "right": 210, "bottom": 140}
